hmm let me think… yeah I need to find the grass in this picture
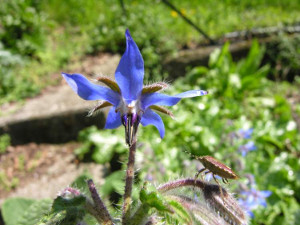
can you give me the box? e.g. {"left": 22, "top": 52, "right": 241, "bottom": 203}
{"left": 1, "top": 0, "right": 300, "bottom": 105}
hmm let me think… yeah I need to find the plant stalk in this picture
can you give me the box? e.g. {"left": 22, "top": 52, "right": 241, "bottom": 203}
{"left": 87, "top": 179, "right": 114, "bottom": 225}
{"left": 122, "top": 138, "right": 137, "bottom": 224}
{"left": 130, "top": 203, "right": 150, "bottom": 225}
{"left": 157, "top": 178, "right": 206, "bottom": 193}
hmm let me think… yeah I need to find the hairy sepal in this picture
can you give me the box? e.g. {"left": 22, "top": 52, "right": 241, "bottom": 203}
{"left": 88, "top": 101, "right": 112, "bottom": 116}
{"left": 96, "top": 76, "right": 121, "bottom": 93}
{"left": 150, "top": 105, "right": 174, "bottom": 119}
{"left": 142, "top": 82, "right": 169, "bottom": 94}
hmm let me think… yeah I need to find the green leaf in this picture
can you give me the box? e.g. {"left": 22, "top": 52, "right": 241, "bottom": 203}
{"left": 48, "top": 195, "right": 87, "bottom": 225}
{"left": 71, "top": 174, "right": 92, "bottom": 194}
{"left": 167, "top": 200, "right": 192, "bottom": 224}
{"left": 1, "top": 198, "right": 35, "bottom": 225}
{"left": 18, "top": 199, "right": 52, "bottom": 225}
{"left": 100, "top": 170, "right": 124, "bottom": 197}
{"left": 140, "top": 187, "right": 171, "bottom": 213}
{"left": 52, "top": 195, "right": 86, "bottom": 212}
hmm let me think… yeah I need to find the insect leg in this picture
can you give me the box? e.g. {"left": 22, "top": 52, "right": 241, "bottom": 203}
{"left": 213, "top": 174, "right": 225, "bottom": 202}
{"left": 194, "top": 168, "right": 206, "bottom": 181}
{"left": 222, "top": 178, "right": 229, "bottom": 184}
{"left": 194, "top": 168, "right": 207, "bottom": 191}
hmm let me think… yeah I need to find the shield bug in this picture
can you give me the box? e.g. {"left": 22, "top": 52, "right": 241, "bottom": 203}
{"left": 185, "top": 151, "right": 239, "bottom": 199}
{"left": 195, "top": 155, "right": 239, "bottom": 183}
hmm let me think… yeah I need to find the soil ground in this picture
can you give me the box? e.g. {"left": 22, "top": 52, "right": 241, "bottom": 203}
{"left": 0, "top": 142, "right": 105, "bottom": 206}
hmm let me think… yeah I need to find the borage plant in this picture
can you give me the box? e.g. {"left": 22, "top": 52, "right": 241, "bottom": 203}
{"left": 58, "top": 30, "right": 247, "bottom": 225}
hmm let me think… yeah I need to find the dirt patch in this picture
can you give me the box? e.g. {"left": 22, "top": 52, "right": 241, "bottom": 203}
{"left": 0, "top": 143, "right": 105, "bottom": 206}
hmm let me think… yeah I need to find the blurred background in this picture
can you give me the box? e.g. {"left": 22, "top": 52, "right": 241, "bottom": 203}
{"left": 0, "top": 0, "right": 299, "bottom": 224}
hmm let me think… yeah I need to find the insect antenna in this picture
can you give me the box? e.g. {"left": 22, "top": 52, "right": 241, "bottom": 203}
{"left": 182, "top": 147, "right": 201, "bottom": 160}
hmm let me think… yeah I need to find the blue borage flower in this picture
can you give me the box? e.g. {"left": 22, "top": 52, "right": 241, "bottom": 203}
{"left": 237, "top": 128, "right": 253, "bottom": 139}
{"left": 238, "top": 141, "right": 257, "bottom": 157}
{"left": 238, "top": 187, "right": 272, "bottom": 218}
{"left": 62, "top": 29, "right": 208, "bottom": 145}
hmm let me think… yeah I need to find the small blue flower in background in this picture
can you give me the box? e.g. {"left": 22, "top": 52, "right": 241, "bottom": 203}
{"left": 62, "top": 29, "right": 208, "bottom": 145}
{"left": 237, "top": 128, "right": 253, "bottom": 139}
{"left": 238, "top": 187, "right": 272, "bottom": 218}
{"left": 238, "top": 141, "right": 257, "bottom": 157}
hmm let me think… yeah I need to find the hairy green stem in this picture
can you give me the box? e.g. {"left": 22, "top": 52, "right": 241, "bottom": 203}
{"left": 122, "top": 138, "right": 137, "bottom": 224}
{"left": 130, "top": 203, "right": 150, "bottom": 225}
{"left": 87, "top": 179, "right": 114, "bottom": 225}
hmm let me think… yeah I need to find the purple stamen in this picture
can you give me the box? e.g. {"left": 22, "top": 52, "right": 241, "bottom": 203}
{"left": 122, "top": 115, "right": 128, "bottom": 126}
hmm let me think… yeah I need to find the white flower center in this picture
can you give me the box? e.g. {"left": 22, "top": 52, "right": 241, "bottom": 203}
{"left": 116, "top": 98, "right": 143, "bottom": 115}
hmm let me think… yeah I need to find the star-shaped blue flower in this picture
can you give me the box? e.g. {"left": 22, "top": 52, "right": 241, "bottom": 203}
{"left": 239, "top": 187, "right": 272, "bottom": 218}
{"left": 62, "top": 29, "right": 208, "bottom": 145}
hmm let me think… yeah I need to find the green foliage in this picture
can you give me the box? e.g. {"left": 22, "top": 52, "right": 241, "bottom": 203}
{"left": 0, "top": 171, "right": 19, "bottom": 191}
{"left": 166, "top": 200, "right": 192, "bottom": 224}
{"left": 139, "top": 183, "right": 172, "bottom": 213}
{"left": 1, "top": 0, "right": 300, "bottom": 104}
{"left": 0, "top": 46, "right": 39, "bottom": 104}
{"left": 76, "top": 126, "right": 125, "bottom": 164}
{"left": 18, "top": 199, "right": 52, "bottom": 225}
{"left": 77, "top": 41, "right": 300, "bottom": 224}
{"left": 266, "top": 34, "right": 300, "bottom": 81}
{"left": 0, "top": 134, "right": 11, "bottom": 154}
{"left": 1, "top": 198, "right": 51, "bottom": 225}
{"left": 71, "top": 174, "right": 92, "bottom": 194}
{"left": 0, "top": 0, "right": 46, "bottom": 56}
{"left": 100, "top": 170, "right": 125, "bottom": 198}
{"left": 44, "top": 195, "right": 87, "bottom": 225}
{"left": 2, "top": 198, "right": 35, "bottom": 225}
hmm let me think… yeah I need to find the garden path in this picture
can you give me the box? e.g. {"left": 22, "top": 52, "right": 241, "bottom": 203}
{"left": 0, "top": 53, "right": 120, "bottom": 206}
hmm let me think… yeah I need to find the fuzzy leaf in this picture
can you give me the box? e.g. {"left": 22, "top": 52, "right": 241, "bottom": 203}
{"left": 18, "top": 199, "right": 52, "bottom": 225}
{"left": 166, "top": 199, "right": 192, "bottom": 224}
{"left": 1, "top": 198, "right": 35, "bottom": 225}
{"left": 52, "top": 195, "right": 86, "bottom": 212}
{"left": 140, "top": 188, "right": 172, "bottom": 213}
{"left": 71, "top": 174, "right": 92, "bottom": 194}
{"left": 49, "top": 195, "right": 87, "bottom": 224}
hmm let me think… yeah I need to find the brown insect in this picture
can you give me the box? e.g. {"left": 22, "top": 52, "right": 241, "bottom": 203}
{"left": 185, "top": 151, "right": 239, "bottom": 199}
{"left": 195, "top": 155, "right": 239, "bottom": 184}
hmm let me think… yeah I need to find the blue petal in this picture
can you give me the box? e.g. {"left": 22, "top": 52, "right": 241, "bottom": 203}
{"left": 238, "top": 128, "right": 253, "bottom": 139}
{"left": 141, "top": 90, "right": 208, "bottom": 110}
{"left": 175, "top": 90, "right": 208, "bottom": 98}
{"left": 241, "top": 150, "right": 247, "bottom": 157}
{"left": 115, "top": 29, "right": 144, "bottom": 101}
{"left": 260, "top": 190, "right": 272, "bottom": 198}
{"left": 245, "top": 141, "right": 257, "bottom": 151}
{"left": 141, "top": 93, "right": 180, "bottom": 109}
{"left": 248, "top": 210, "right": 255, "bottom": 218}
{"left": 62, "top": 73, "right": 120, "bottom": 105}
{"left": 105, "top": 107, "right": 122, "bottom": 129}
{"left": 258, "top": 199, "right": 267, "bottom": 207}
{"left": 141, "top": 109, "right": 165, "bottom": 138}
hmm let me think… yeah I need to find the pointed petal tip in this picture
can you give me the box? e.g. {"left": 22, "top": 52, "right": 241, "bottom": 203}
{"left": 61, "top": 72, "right": 68, "bottom": 78}
{"left": 125, "top": 29, "right": 132, "bottom": 40}
{"left": 200, "top": 90, "right": 209, "bottom": 95}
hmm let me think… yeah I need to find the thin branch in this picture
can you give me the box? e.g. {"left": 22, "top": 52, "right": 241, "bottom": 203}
{"left": 161, "top": 0, "right": 215, "bottom": 44}
{"left": 119, "top": 0, "right": 127, "bottom": 16}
